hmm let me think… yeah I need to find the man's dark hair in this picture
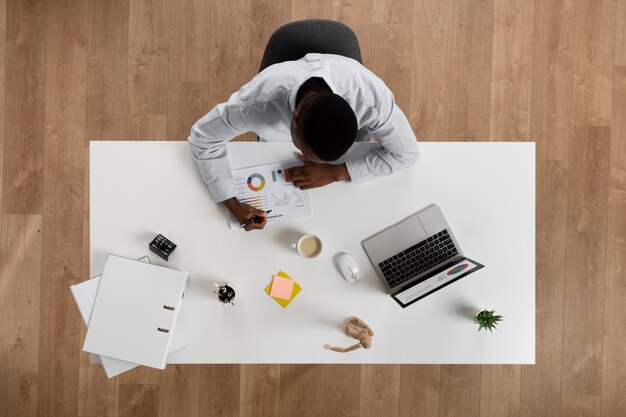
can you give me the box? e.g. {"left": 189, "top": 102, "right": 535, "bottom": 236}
{"left": 297, "top": 93, "right": 357, "bottom": 161}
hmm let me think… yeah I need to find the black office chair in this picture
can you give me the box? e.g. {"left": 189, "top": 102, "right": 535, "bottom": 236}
{"left": 258, "top": 19, "right": 362, "bottom": 72}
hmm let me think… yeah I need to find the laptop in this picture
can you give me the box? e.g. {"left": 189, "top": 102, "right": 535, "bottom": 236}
{"left": 362, "top": 204, "right": 480, "bottom": 302}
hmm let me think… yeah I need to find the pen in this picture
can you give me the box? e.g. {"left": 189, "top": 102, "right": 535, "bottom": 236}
{"left": 239, "top": 210, "right": 272, "bottom": 228}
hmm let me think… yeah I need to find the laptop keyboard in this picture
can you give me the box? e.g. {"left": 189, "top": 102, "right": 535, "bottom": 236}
{"left": 378, "top": 229, "right": 459, "bottom": 289}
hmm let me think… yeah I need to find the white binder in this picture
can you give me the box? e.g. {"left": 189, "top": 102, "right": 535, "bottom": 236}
{"left": 83, "top": 254, "right": 188, "bottom": 369}
{"left": 70, "top": 260, "right": 187, "bottom": 378}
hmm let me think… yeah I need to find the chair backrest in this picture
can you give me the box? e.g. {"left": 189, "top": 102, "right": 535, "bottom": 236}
{"left": 259, "top": 19, "right": 362, "bottom": 72}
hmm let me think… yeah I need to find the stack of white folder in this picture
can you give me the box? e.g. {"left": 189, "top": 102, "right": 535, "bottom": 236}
{"left": 71, "top": 254, "right": 189, "bottom": 378}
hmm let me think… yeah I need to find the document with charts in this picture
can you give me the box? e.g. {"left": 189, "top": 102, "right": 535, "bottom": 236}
{"left": 228, "top": 162, "right": 313, "bottom": 229}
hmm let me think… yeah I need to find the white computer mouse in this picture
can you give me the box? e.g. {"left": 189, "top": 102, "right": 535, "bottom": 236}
{"left": 337, "top": 253, "right": 360, "bottom": 283}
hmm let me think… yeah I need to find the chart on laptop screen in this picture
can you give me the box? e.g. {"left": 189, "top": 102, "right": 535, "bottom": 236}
{"left": 228, "top": 162, "right": 313, "bottom": 229}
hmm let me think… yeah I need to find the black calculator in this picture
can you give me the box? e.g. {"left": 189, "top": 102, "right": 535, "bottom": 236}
{"left": 149, "top": 234, "right": 177, "bottom": 261}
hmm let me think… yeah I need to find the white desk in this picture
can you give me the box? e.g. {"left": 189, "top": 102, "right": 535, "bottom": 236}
{"left": 90, "top": 141, "right": 535, "bottom": 364}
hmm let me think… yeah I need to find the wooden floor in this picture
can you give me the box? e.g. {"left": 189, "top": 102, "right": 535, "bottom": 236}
{"left": 0, "top": 0, "right": 624, "bottom": 416}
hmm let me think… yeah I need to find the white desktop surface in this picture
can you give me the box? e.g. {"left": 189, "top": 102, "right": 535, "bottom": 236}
{"left": 90, "top": 141, "right": 535, "bottom": 364}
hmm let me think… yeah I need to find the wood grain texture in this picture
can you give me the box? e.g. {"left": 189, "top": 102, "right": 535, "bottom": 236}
{"left": 480, "top": 365, "right": 521, "bottom": 417}
{"left": 398, "top": 366, "right": 440, "bottom": 417}
{"left": 360, "top": 365, "right": 401, "bottom": 417}
{"left": 409, "top": 0, "right": 453, "bottom": 140}
{"left": 0, "top": 0, "right": 5, "bottom": 215}
{"left": 239, "top": 365, "right": 280, "bottom": 417}
{"left": 279, "top": 365, "right": 322, "bottom": 417}
{"left": 370, "top": 0, "right": 413, "bottom": 111}
{"left": 570, "top": 0, "right": 616, "bottom": 126}
{"left": 529, "top": 0, "right": 574, "bottom": 160}
{"left": 198, "top": 365, "right": 241, "bottom": 417}
{"left": 127, "top": 0, "right": 170, "bottom": 140}
{"left": 439, "top": 365, "right": 480, "bottom": 417}
{"left": 320, "top": 365, "right": 362, "bottom": 417}
{"left": 2, "top": 0, "right": 46, "bottom": 214}
{"left": 86, "top": 0, "right": 129, "bottom": 141}
{"left": 449, "top": 0, "right": 494, "bottom": 140}
{"left": 166, "top": 0, "right": 210, "bottom": 140}
{"left": 158, "top": 365, "right": 198, "bottom": 417}
{"left": 37, "top": 1, "right": 88, "bottom": 417}
{"left": 601, "top": 65, "right": 626, "bottom": 417}
{"left": 560, "top": 126, "right": 611, "bottom": 417}
{"left": 617, "top": 0, "right": 626, "bottom": 65}
{"left": 0, "top": 215, "right": 42, "bottom": 417}
{"left": 332, "top": 0, "right": 373, "bottom": 64}
{"left": 292, "top": 0, "right": 332, "bottom": 20}
{"left": 489, "top": 0, "right": 533, "bottom": 140}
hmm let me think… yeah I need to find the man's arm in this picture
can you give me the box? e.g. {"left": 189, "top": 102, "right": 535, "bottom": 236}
{"left": 188, "top": 91, "right": 249, "bottom": 203}
{"left": 345, "top": 94, "right": 420, "bottom": 183}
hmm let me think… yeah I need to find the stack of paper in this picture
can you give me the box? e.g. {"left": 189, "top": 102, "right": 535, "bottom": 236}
{"left": 265, "top": 271, "right": 301, "bottom": 307}
{"left": 70, "top": 254, "right": 188, "bottom": 378}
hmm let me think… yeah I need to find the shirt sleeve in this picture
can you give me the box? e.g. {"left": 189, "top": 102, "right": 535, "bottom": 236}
{"left": 188, "top": 91, "right": 250, "bottom": 203}
{"left": 345, "top": 93, "right": 420, "bottom": 183}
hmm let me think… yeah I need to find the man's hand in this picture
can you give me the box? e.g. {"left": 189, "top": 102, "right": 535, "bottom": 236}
{"left": 288, "top": 154, "right": 350, "bottom": 190}
{"left": 222, "top": 197, "right": 267, "bottom": 231}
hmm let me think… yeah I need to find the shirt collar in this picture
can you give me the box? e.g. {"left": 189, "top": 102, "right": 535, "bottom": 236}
{"left": 289, "top": 73, "right": 337, "bottom": 112}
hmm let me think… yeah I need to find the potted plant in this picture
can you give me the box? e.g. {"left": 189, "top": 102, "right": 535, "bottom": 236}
{"left": 474, "top": 309, "right": 503, "bottom": 332}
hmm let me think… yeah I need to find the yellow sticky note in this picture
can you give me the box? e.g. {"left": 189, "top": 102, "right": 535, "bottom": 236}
{"left": 265, "top": 271, "right": 301, "bottom": 308}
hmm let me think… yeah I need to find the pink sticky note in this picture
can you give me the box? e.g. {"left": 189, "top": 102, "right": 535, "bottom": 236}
{"left": 270, "top": 275, "right": 295, "bottom": 301}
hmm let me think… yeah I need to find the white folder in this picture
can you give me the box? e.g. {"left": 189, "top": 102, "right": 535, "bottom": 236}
{"left": 70, "top": 258, "right": 187, "bottom": 378}
{"left": 83, "top": 254, "right": 188, "bottom": 369}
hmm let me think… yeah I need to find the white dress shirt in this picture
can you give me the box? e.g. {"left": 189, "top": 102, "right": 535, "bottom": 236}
{"left": 188, "top": 53, "right": 420, "bottom": 203}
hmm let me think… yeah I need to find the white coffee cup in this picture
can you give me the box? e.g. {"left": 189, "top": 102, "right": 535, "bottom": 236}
{"left": 292, "top": 234, "right": 323, "bottom": 258}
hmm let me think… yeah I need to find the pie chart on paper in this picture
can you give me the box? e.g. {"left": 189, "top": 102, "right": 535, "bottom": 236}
{"left": 447, "top": 263, "right": 468, "bottom": 276}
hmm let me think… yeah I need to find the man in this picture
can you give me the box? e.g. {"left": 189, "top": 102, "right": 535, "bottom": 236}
{"left": 189, "top": 53, "right": 420, "bottom": 231}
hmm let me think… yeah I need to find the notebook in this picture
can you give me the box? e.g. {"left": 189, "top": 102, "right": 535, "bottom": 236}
{"left": 71, "top": 259, "right": 187, "bottom": 378}
{"left": 83, "top": 254, "right": 188, "bottom": 369}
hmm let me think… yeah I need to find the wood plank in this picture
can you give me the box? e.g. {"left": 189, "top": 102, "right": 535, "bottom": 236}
{"left": 617, "top": 0, "right": 626, "bottom": 65}
{"left": 360, "top": 365, "right": 401, "bottom": 417}
{"left": 86, "top": 0, "right": 129, "bottom": 141}
{"left": 0, "top": 214, "right": 42, "bottom": 417}
{"left": 2, "top": 0, "right": 46, "bottom": 214}
{"left": 409, "top": 0, "right": 453, "bottom": 140}
{"left": 370, "top": 0, "right": 413, "bottom": 112}
{"left": 158, "top": 365, "right": 198, "bottom": 417}
{"left": 601, "top": 65, "right": 626, "bottom": 417}
{"left": 331, "top": 0, "right": 373, "bottom": 63}
{"left": 560, "top": 126, "right": 611, "bottom": 417}
{"left": 398, "top": 366, "right": 440, "bottom": 417}
{"left": 320, "top": 365, "right": 361, "bottom": 417}
{"left": 197, "top": 365, "right": 241, "bottom": 417}
{"left": 37, "top": 1, "right": 88, "bottom": 416}
{"left": 249, "top": 0, "right": 292, "bottom": 74}
{"left": 519, "top": 159, "right": 567, "bottom": 417}
{"left": 209, "top": 0, "right": 251, "bottom": 142}
{"left": 449, "top": 0, "right": 494, "bottom": 140}
{"left": 439, "top": 365, "right": 480, "bottom": 417}
{"left": 166, "top": 0, "right": 210, "bottom": 140}
{"left": 239, "top": 365, "right": 280, "bottom": 417}
{"left": 480, "top": 365, "right": 521, "bottom": 417}
{"left": 127, "top": 0, "right": 169, "bottom": 140}
{"left": 489, "top": 0, "right": 534, "bottom": 140}
{"left": 529, "top": 0, "right": 574, "bottom": 160}
{"left": 118, "top": 383, "right": 159, "bottom": 417}
{"left": 570, "top": 0, "right": 616, "bottom": 126}
{"left": 279, "top": 365, "right": 322, "bottom": 417}
{"left": 0, "top": 0, "right": 5, "bottom": 213}
{"left": 292, "top": 0, "right": 332, "bottom": 20}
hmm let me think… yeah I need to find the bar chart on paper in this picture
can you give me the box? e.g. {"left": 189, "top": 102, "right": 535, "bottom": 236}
{"left": 228, "top": 162, "right": 313, "bottom": 229}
